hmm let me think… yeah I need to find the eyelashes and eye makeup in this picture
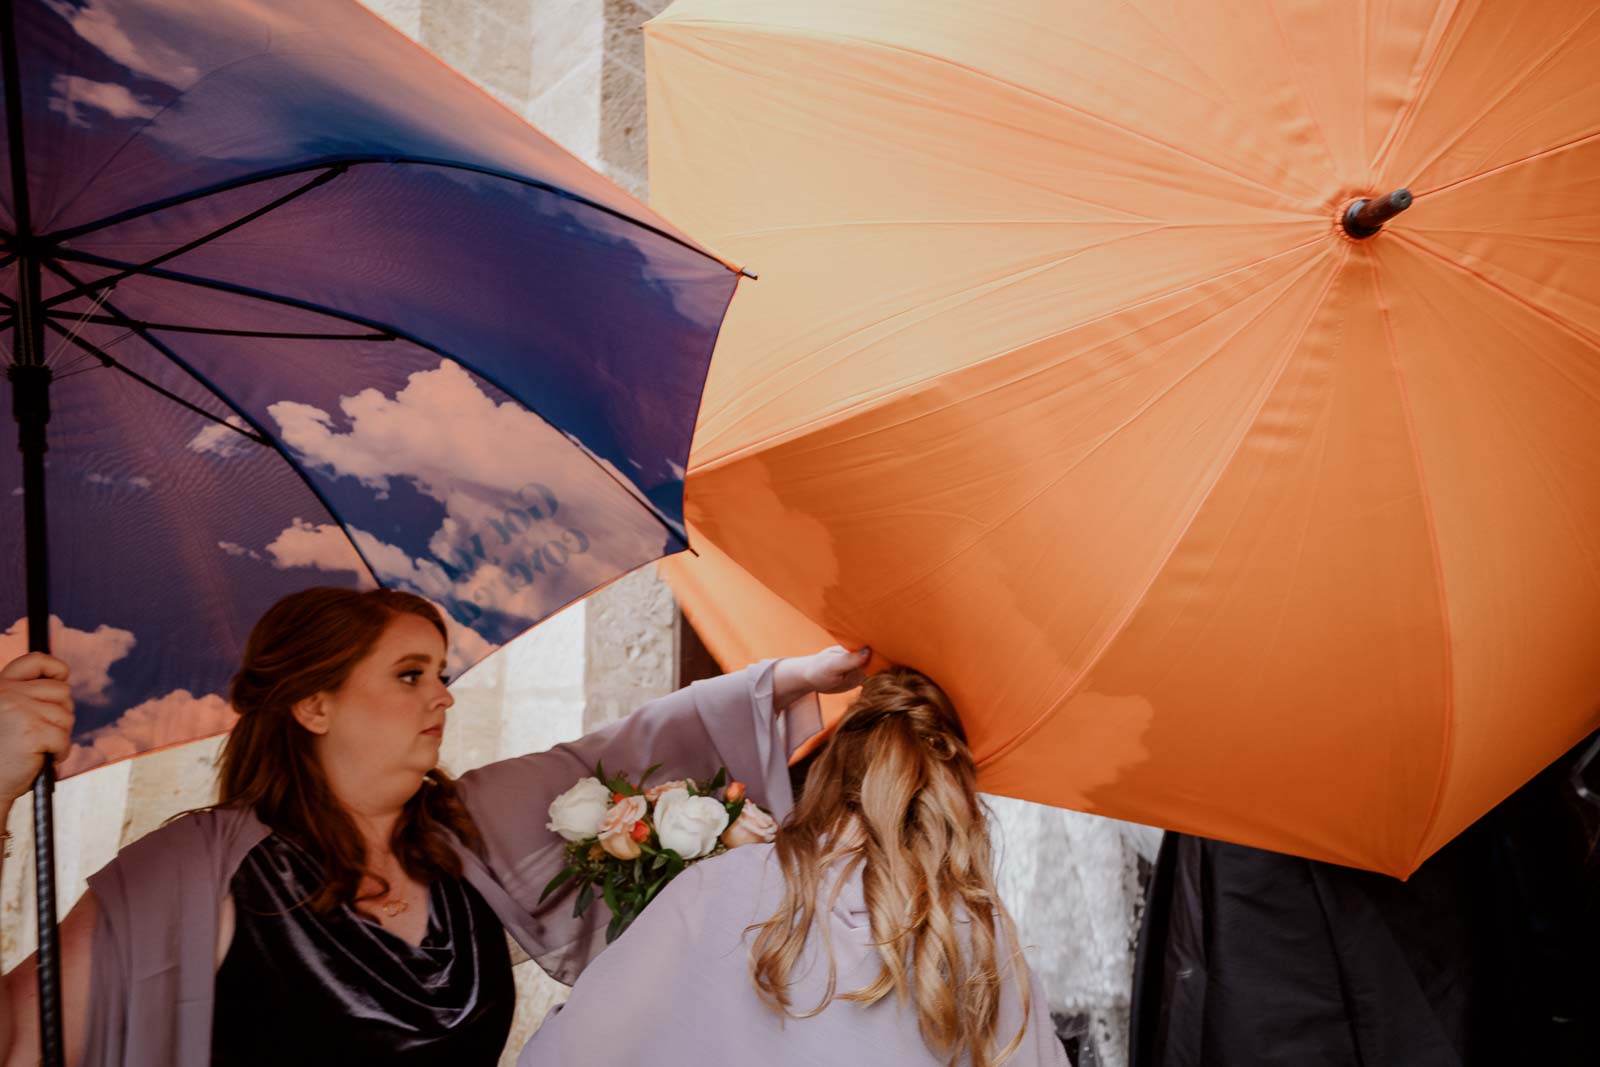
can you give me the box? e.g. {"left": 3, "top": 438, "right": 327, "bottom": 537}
{"left": 399, "top": 669, "right": 451, "bottom": 686}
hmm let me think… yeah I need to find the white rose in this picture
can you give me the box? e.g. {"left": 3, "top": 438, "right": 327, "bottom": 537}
{"left": 652, "top": 786, "right": 730, "bottom": 859}
{"left": 546, "top": 777, "right": 612, "bottom": 841}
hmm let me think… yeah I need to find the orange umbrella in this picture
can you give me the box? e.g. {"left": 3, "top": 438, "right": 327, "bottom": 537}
{"left": 645, "top": 0, "right": 1600, "bottom": 876}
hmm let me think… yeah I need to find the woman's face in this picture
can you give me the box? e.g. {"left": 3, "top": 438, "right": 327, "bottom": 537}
{"left": 305, "top": 612, "right": 454, "bottom": 801}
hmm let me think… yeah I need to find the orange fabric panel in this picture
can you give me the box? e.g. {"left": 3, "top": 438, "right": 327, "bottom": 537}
{"left": 659, "top": 534, "right": 856, "bottom": 762}
{"left": 646, "top": 0, "right": 1600, "bottom": 875}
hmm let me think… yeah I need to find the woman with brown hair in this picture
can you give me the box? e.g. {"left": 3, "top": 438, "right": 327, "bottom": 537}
{"left": 0, "top": 587, "right": 866, "bottom": 1065}
{"left": 516, "top": 667, "right": 1069, "bottom": 1067}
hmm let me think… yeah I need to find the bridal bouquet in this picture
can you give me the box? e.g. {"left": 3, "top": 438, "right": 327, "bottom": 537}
{"left": 540, "top": 761, "right": 778, "bottom": 942}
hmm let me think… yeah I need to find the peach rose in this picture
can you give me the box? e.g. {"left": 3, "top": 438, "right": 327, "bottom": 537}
{"left": 644, "top": 779, "right": 688, "bottom": 802}
{"left": 725, "top": 781, "right": 746, "bottom": 804}
{"left": 721, "top": 801, "right": 778, "bottom": 848}
{"left": 598, "top": 795, "right": 647, "bottom": 860}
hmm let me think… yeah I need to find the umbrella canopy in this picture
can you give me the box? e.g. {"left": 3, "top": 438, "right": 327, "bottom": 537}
{"left": 645, "top": 0, "right": 1600, "bottom": 876}
{"left": 1, "top": 0, "right": 738, "bottom": 770}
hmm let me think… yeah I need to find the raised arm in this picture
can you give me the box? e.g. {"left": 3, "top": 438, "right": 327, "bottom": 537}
{"left": 0, "top": 652, "right": 93, "bottom": 1067}
{"left": 455, "top": 646, "right": 868, "bottom": 981}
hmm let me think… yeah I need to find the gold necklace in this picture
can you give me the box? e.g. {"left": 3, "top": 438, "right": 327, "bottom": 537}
{"left": 378, "top": 896, "right": 409, "bottom": 918}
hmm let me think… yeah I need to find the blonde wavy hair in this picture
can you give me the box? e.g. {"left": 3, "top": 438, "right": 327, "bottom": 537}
{"left": 748, "top": 667, "right": 1030, "bottom": 1067}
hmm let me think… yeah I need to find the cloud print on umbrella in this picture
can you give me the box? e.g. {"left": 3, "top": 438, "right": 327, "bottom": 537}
{"left": 4, "top": 0, "right": 736, "bottom": 785}
{"left": 262, "top": 517, "right": 498, "bottom": 674}
{"left": 0, "top": 615, "right": 135, "bottom": 704}
{"left": 240, "top": 359, "right": 676, "bottom": 642}
{"left": 0, "top": 615, "right": 232, "bottom": 776}
{"left": 59, "top": 690, "right": 236, "bottom": 776}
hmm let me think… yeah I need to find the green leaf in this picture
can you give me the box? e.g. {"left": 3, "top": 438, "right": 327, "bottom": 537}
{"left": 726, "top": 797, "right": 746, "bottom": 823}
{"left": 638, "top": 762, "right": 663, "bottom": 787}
{"left": 633, "top": 857, "right": 644, "bottom": 882}
{"left": 601, "top": 870, "right": 622, "bottom": 916}
{"left": 538, "top": 865, "right": 576, "bottom": 904}
{"left": 651, "top": 852, "right": 668, "bottom": 871}
{"left": 574, "top": 881, "right": 594, "bottom": 919}
{"left": 606, "top": 913, "right": 624, "bottom": 943}
{"left": 594, "top": 758, "right": 607, "bottom": 783}
{"left": 709, "top": 766, "right": 728, "bottom": 791}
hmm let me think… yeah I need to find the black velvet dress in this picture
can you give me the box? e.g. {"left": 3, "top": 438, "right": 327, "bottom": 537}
{"left": 211, "top": 834, "right": 514, "bottom": 1065}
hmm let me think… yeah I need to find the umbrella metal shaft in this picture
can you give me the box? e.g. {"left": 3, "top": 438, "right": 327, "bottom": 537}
{"left": 1343, "top": 188, "right": 1413, "bottom": 239}
{"left": 3, "top": 0, "right": 66, "bottom": 1060}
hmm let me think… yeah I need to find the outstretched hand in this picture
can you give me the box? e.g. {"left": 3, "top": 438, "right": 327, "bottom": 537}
{"left": 0, "top": 652, "right": 75, "bottom": 804}
{"left": 801, "top": 645, "right": 872, "bottom": 694}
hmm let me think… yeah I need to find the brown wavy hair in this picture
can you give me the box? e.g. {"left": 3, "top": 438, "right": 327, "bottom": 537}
{"left": 217, "top": 586, "right": 481, "bottom": 914}
{"left": 749, "top": 668, "right": 1030, "bottom": 1067}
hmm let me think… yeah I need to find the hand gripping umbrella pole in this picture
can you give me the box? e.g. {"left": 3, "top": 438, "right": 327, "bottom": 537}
{"left": 3, "top": 1, "right": 64, "bottom": 1062}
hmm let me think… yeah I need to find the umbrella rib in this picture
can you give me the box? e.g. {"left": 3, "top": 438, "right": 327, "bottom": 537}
{"left": 40, "top": 257, "right": 389, "bottom": 590}
{"left": 1369, "top": 0, "right": 1467, "bottom": 178}
{"left": 655, "top": 19, "right": 1301, "bottom": 205}
{"left": 41, "top": 165, "right": 350, "bottom": 310}
{"left": 1400, "top": 8, "right": 1600, "bottom": 194}
{"left": 1411, "top": 127, "right": 1600, "bottom": 201}
{"left": 1365, "top": 256, "right": 1455, "bottom": 869}
{"left": 45, "top": 157, "right": 736, "bottom": 275}
{"left": 1389, "top": 230, "right": 1600, "bottom": 361}
{"left": 40, "top": 318, "right": 271, "bottom": 446}
{"left": 975, "top": 247, "right": 1348, "bottom": 771}
{"left": 49, "top": 248, "right": 691, "bottom": 550}
{"left": 41, "top": 311, "right": 393, "bottom": 342}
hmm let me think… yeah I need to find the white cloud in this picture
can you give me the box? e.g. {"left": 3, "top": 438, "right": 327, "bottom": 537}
{"left": 59, "top": 689, "right": 235, "bottom": 777}
{"left": 217, "top": 541, "right": 262, "bottom": 560}
{"left": 48, "top": 75, "right": 161, "bottom": 127}
{"left": 253, "top": 362, "right": 677, "bottom": 664}
{"left": 85, "top": 471, "right": 153, "bottom": 491}
{"left": 0, "top": 615, "right": 136, "bottom": 705}
{"left": 187, "top": 416, "right": 254, "bottom": 458}
{"left": 270, "top": 362, "right": 581, "bottom": 500}
{"left": 44, "top": 0, "right": 198, "bottom": 87}
{"left": 261, "top": 519, "right": 497, "bottom": 674}
{"left": 263, "top": 518, "right": 375, "bottom": 587}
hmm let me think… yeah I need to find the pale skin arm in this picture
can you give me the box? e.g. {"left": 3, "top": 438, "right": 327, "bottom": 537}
{"left": 0, "top": 652, "right": 91, "bottom": 1067}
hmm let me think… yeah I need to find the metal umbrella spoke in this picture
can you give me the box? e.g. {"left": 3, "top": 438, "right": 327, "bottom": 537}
{"left": 41, "top": 164, "right": 350, "bottom": 310}
{"left": 49, "top": 247, "right": 693, "bottom": 548}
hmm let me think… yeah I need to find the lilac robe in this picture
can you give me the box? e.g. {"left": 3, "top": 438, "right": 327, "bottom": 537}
{"left": 82, "top": 662, "right": 813, "bottom": 1067}
{"left": 517, "top": 843, "right": 1072, "bottom": 1067}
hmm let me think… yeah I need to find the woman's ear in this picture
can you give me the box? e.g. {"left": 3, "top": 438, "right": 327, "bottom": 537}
{"left": 291, "top": 693, "right": 331, "bottom": 735}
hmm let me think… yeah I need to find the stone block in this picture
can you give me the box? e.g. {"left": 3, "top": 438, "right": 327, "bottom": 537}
{"left": 529, "top": 0, "right": 604, "bottom": 103}
{"left": 497, "top": 960, "right": 570, "bottom": 1066}
{"left": 121, "top": 734, "right": 225, "bottom": 846}
{"left": 599, "top": 57, "right": 649, "bottom": 193}
{"left": 582, "top": 565, "right": 676, "bottom": 731}
{"left": 361, "top": 0, "right": 424, "bottom": 38}
{"left": 527, "top": 50, "right": 604, "bottom": 164}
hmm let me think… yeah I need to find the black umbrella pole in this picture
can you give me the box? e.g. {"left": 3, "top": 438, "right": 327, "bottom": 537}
{"left": 2, "top": 0, "right": 66, "bottom": 1052}
{"left": 10, "top": 359, "right": 64, "bottom": 1067}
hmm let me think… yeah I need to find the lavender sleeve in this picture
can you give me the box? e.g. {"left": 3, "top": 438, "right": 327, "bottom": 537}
{"left": 452, "top": 660, "right": 820, "bottom": 983}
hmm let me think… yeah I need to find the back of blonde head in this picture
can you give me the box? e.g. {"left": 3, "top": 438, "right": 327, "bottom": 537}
{"left": 749, "top": 668, "right": 1029, "bottom": 1067}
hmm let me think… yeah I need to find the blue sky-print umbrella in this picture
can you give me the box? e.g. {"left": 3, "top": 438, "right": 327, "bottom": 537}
{"left": 0, "top": 1, "right": 740, "bottom": 1054}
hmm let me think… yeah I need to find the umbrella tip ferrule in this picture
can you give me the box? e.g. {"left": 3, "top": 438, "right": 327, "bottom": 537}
{"left": 1342, "top": 188, "right": 1413, "bottom": 239}
{"left": 738, "top": 266, "right": 759, "bottom": 280}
